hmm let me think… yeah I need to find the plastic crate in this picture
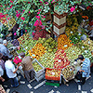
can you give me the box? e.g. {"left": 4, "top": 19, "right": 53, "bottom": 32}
{"left": 35, "top": 74, "right": 45, "bottom": 82}
{"left": 32, "top": 59, "right": 45, "bottom": 81}
{"left": 45, "top": 68, "right": 61, "bottom": 81}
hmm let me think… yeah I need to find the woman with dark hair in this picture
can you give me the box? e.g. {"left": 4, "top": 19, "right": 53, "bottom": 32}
{"left": 78, "top": 54, "right": 90, "bottom": 84}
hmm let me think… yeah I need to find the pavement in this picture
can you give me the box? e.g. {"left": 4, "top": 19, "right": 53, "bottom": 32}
{"left": 3, "top": 73, "right": 93, "bottom": 93}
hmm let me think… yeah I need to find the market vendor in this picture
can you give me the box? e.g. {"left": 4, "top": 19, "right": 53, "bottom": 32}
{"left": 19, "top": 52, "right": 35, "bottom": 82}
{"left": 0, "top": 40, "right": 13, "bottom": 61}
{"left": 78, "top": 55, "right": 90, "bottom": 85}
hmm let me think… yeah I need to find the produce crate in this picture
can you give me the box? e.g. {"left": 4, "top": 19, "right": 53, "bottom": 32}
{"left": 45, "top": 68, "right": 61, "bottom": 81}
{"left": 61, "top": 65, "right": 75, "bottom": 82}
{"left": 32, "top": 59, "right": 45, "bottom": 82}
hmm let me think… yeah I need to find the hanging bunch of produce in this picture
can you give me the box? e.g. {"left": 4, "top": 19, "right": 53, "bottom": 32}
{"left": 57, "top": 34, "right": 73, "bottom": 50}
{"left": 54, "top": 49, "right": 70, "bottom": 69}
{"left": 66, "top": 15, "right": 79, "bottom": 37}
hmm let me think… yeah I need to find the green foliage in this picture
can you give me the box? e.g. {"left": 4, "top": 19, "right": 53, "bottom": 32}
{"left": 0, "top": 0, "right": 93, "bottom": 35}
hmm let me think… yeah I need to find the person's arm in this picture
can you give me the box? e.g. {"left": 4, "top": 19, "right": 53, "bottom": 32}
{"left": 13, "top": 64, "right": 20, "bottom": 74}
{"left": 0, "top": 76, "right": 5, "bottom": 82}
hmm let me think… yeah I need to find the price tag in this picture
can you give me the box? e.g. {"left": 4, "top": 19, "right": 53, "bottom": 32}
{"left": 52, "top": 72, "right": 55, "bottom": 75}
{"left": 64, "top": 45, "right": 67, "bottom": 47}
{"left": 75, "top": 37, "right": 77, "bottom": 40}
{"left": 88, "top": 41, "right": 90, "bottom": 44}
{"left": 85, "top": 50, "right": 88, "bottom": 53}
{"left": 70, "top": 31, "right": 73, "bottom": 33}
{"left": 78, "top": 33, "right": 81, "bottom": 35}
{"left": 58, "top": 60, "right": 61, "bottom": 62}
{"left": 32, "top": 54, "right": 35, "bottom": 57}
{"left": 72, "top": 50, "right": 75, "bottom": 53}
{"left": 26, "top": 47, "right": 28, "bottom": 49}
{"left": 82, "top": 46, "right": 84, "bottom": 48}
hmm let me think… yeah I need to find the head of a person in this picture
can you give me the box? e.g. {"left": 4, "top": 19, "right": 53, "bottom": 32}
{"left": 8, "top": 55, "right": 13, "bottom": 61}
{"left": 0, "top": 53, "right": 3, "bottom": 59}
{"left": 0, "top": 38, "right": 3, "bottom": 44}
{"left": 78, "top": 55, "right": 85, "bottom": 62}
{"left": 3, "top": 40, "right": 8, "bottom": 46}
{"left": 19, "top": 52, "right": 25, "bottom": 58}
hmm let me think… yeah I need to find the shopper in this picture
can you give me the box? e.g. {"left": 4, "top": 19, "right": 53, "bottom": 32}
{"left": 78, "top": 55, "right": 90, "bottom": 85}
{"left": 0, "top": 40, "right": 13, "bottom": 61}
{"left": 0, "top": 53, "right": 9, "bottom": 82}
{"left": 0, "top": 65, "right": 5, "bottom": 84}
{"left": 20, "top": 52, "right": 35, "bottom": 82}
{"left": 5, "top": 56, "right": 20, "bottom": 87}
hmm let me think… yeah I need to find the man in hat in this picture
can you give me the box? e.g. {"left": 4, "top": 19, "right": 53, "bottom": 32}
{"left": 5, "top": 55, "right": 20, "bottom": 87}
{"left": 20, "top": 52, "right": 35, "bottom": 82}
{"left": 78, "top": 54, "right": 90, "bottom": 84}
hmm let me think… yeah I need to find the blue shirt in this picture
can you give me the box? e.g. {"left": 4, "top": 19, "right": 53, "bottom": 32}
{"left": 82, "top": 58, "right": 90, "bottom": 77}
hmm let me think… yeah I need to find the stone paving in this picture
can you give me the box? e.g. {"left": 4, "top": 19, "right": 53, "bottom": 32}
{"left": 3, "top": 73, "right": 93, "bottom": 93}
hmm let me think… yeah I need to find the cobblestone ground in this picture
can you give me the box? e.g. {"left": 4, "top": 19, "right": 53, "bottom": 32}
{"left": 3, "top": 73, "right": 93, "bottom": 93}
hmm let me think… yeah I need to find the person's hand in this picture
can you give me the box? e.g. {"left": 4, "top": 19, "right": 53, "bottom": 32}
{"left": 2, "top": 79, "right": 5, "bottom": 82}
{"left": 17, "top": 46, "right": 20, "bottom": 50}
{"left": 79, "top": 70, "right": 82, "bottom": 72}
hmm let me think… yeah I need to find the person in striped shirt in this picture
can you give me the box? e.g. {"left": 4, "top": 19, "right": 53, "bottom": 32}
{"left": 78, "top": 55, "right": 90, "bottom": 85}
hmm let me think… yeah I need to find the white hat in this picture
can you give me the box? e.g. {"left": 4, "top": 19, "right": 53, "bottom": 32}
{"left": 3, "top": 40, "right": 8, "bottom": 44}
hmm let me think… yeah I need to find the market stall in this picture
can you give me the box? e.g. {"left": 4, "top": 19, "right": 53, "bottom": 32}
{"left": 5, "top": 8, "right": 93, "bottom": 85}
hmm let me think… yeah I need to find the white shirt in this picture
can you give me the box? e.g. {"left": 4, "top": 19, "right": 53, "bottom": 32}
{"left": 5, "top": 60, "right": 17, "bottom": 78}
{"left": 0, "top": 65, "right": 3, "bottom": 77}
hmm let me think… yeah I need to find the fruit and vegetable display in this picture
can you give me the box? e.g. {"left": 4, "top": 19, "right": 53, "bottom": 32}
{"left": 11, "top": 39, "right": 19, "bottom": 46}
{"left": 28, "top": 43, "right": 46, "bottom": 60}
{"left": 57, "top": 34, "right": 73, "bottom": 50}
{"left": 45, "top": 68, "right": 61, "bottom": 81}
{"left": 39, "top": 52, "right": 55, "bottom": 68}
{"left": 32, "top": 62, "right": 43, "bottom": 72}
{"left": 17, "top": 33, "right": 30, "bottom": 44}
{"left": 82, "top": 38, "right": 93, "bottom": 51}
{"left": 65, "top": 46, "right": 81, "bottom": 62}
{"left": 54, "top": 49, "right": 70, "bottom": 69}
{"left": 62, "top": 65, "right": 74, "bottom": 80}
{"left": 36, "top": 37, "right": 57, "bottom": 53}
{"left": 76, "top": 42, "right": 89, "bottom": 53}
{"left": 10, "top": 50, "right": 18, "bottom": 57}
{"left": 22, "top": 38, "right": 37, "bottom": 51}
{"left": 17, "top": 46, "right": 25, "bottom": 54}
{"left": 7, "top": 41, "right": 14, "bottom": 49}
{"left": 69, "top": 32, "right": 82, "bottom": 44}
{"left": 82, "top": 50, "right": 92, "bottom": 60}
